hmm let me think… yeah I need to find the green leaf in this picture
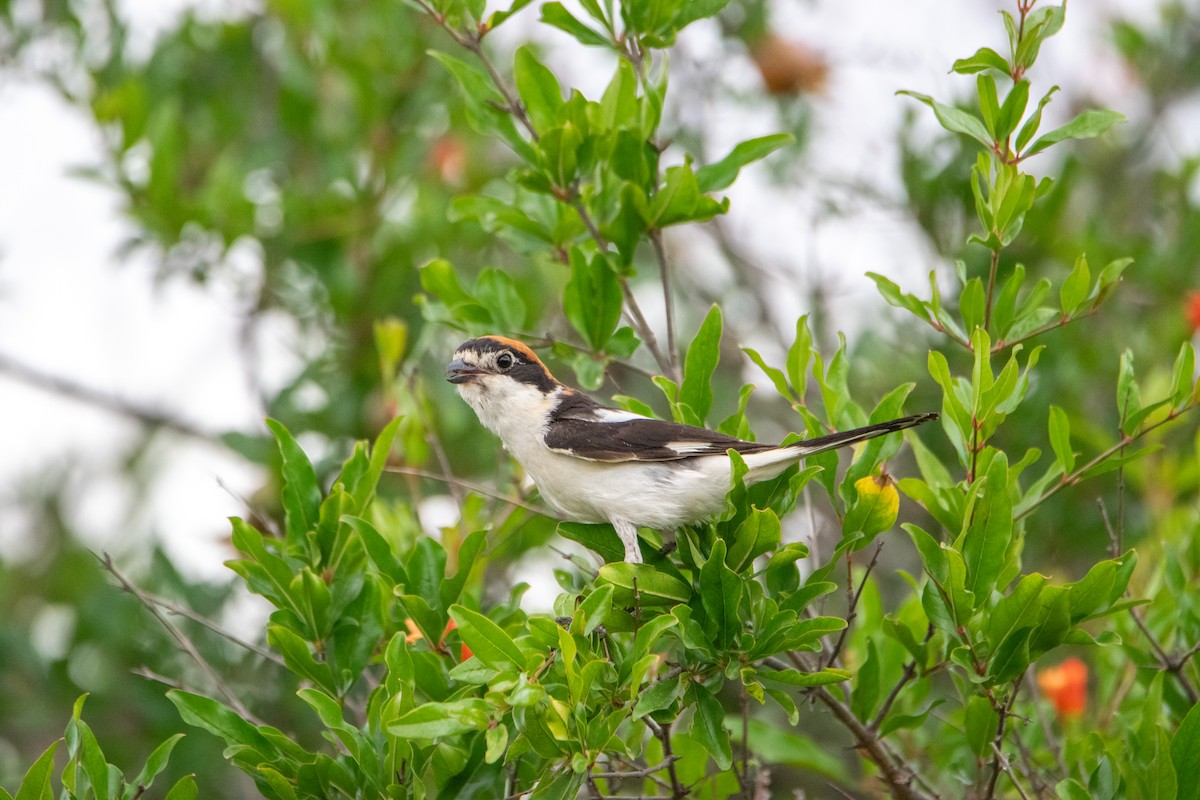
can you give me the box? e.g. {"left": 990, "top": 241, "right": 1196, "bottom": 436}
{"left": 758, "top": 667, "right": 851, "bottom": 687}
{"left": 869, "top": 273, "right": 933, "bottom": 325}
{"left": 742, "top": 347, "right": 792, "bottom": 401}
{"left": 13, "top": 740, "right": 59, "bottom": 800}
{"left": 268, "top": 624, "right": 334, "bottom": 692}
{"left": 558, "top": 521, "right": 628, "bottom": 563}
{"left": 1170, "top": 341, "right": 1196, "bottom": 410}
{"left": 386, "top": 698, "right": 490, "bottom": 739}
{"left": 976, "top": 74, "right": 1000, "bottom": 138}
{"left": 1024, "top": 109, "right": 1126, "bottom": 158}
{"left": 487, "top": 0, "right": 536, "bottom": 29}
{"left": 686, "top": 684, "right": 733, "bottom": 770}
{"left": 985, "top": 572, "right": 1045, "bottom": 653}
{"left": 960, "top": 276, "right": 986, "bottom": 334}
{"left": 485, "top": 723, "right": 509, "bottom": 764}
{"left": 965, "top": 695, "right": 998, "bottom": 757}
{"left": 168, "top": 691, "right": 278, "bottom": 759}
{"left": 575, "top": 584, "right": 614, "bottom": 636}
{"left": 850, "top": 639, "right": 882, "bottom": 721}
{"left": 162, "top": 776, "right": 198, "bottom": 800}
{"left": 513, "top": 45, "right": 563, "bottom": 133}
{"left": 785, "top": 315, "right": 814, "bottom": 399}
{"left": 69, "top": 713, "right": 110, "bottom": 800}
{"left": 1172, "top": 701, "right": 1200, "bottom": 800}
{"left": 1055, "top": 779, "right": 1092, "bottom": 800}
{"left": 475, "top": 267, "right": 527, "bottom": 330}
{"left": 540, "top": 122, "right": 581, "bottom": 186}
{"left": 695, "top": 133, "right": 793, "bottom": 193}
{"left": 956, "top": 452, "right": 1012, "bottom": 604}
{"left": 598, "top": 60, "right": 638, "bottom": 130}
{"left": 528, "top": 770, "right": 585, "bottom": 800}
{"left": 674, "top": 0, "right": 733, "bottom": 29}
{"left": 633, "top": 613, "right": 679, "bottom": 663}
{"left": 898, "top": 90, "right": 993, "bottom": 148}
{"left": 350, "top": 416, "right": 400, "bottom": 512}
{"left": 699, "top": 540, "right": 742, "bottom": 648}
{"left": 634, "top": 675, "right": 682, "bottom": 718}
{"left": 1016, "top": 85, "right": 1060, "bottom": 154}
{"left": 428, "top": 51, "right": 534, "bottom": 161}
{"left": 1117, "top": 349, "right": 1143, "bottom": 426}
{"left": 680, "top": 305, "right": 722, "bottom": 424}
{"left": 598, "top": 563, "right": 691, "bottom": 605}
{"left": 727, "top": 506, "right": 781, "bottom": 573}
{"left": 995, "top": 78, "right": 1030, "bottom": 142}
{"left": 265, "top": 419, "right": 321, "bottom": 546}
{"left": 650, "top": 161, "right": 727, "bottom": 227}
{"left": 344, "top": 515, "right": 407, "bottom": 586}
{"left": 1060, "top": 254, "right": 1091, "bottom": 315}
{"left": 297, "top": 689, "right": 359, "bottom": 758}
{"left": 952, "top": 46, "right": 1010, "bottom": 74}
{"left": 1048, "top": 405, "right": 1074, "bottom": 473}
{"left": 540, "top": 3, "right": 611, "bottom": 47}
{"left": 449, "top": 605, "right": 528, "bottom": 671}
{"left": 563, "top": 250, "right": 623, "bottom": 349}
{"left": 132, "top": 733, "right": 186, "bottom": 792}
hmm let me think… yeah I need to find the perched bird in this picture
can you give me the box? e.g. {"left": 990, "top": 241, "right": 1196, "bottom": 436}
{"left": 446, "top": 335, "right": 937, "bottom": 564}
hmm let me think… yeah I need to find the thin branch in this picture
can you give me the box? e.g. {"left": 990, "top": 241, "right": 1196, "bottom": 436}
{"left": 1017, "top": 400, "right": 1199, "bottom": 520}
{"left": 1129, "top": 608, "right": 1199, "bottom": 704}
{"left": 770, "top": 654, "right": 936, "bottom": 800}
{"left": 1100, "top": 500, "right": 1200, "bottom": 703}
{"left": 383, "top": 465, "right": 547, "bottom": 514}
{"left": 0, "top": 350, "right": 216, "bottom": 442}
{"left": 825, "top": 542, "right": 885, "bottom": 667}
{"left": 983, "top": 678, "right": 1024, "bottom": 800}
{"left": 644, "top": 719, "right": 687, "bottom": 800}
{"left": 989, "top": 740, "right": 1032, "bottom": 800}
{"left": 590, "top": 756, "right": 680, "bottom": 781}
{"left": 100, "top": 553, "right": 263, "bottom": 724}
{"left": 990, "top": 307, "right": 1101, "bottom": 354}
{"left": 809, "top": 684, "right": 937, "bottom": 800}
{"left": 870, "top": 659, "right": 919, "bottom": 733}
{"left": 130, "top": 586, "right": 285, "bottom": 667}
{"left": 984, "top": 249, "right": 1000, "bottom": 331}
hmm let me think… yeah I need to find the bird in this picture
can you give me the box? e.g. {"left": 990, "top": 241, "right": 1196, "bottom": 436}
{"left": 446, "top": 335, "right": 937, "bottom": 564}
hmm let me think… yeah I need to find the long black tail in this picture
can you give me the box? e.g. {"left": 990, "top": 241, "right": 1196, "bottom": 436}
{"left": 788, "top": 412, "right": 939, "bottom": 458}
{"left": 738, "top": 412, "right": 937, "bottom": 480}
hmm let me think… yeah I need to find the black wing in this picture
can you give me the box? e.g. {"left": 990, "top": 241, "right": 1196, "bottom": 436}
{"left": 544, "top": 391, "right": 772, "bottom": 463}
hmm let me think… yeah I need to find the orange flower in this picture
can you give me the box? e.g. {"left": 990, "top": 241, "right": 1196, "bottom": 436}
{"left": 1186, "top": 291, "right": 1200, "bottom": 332}
{"left": 1037, "top": 657, "right": 1087, "bottom": 719}
{"left": 402, "top": 617, "right": 472, "bottom": 661}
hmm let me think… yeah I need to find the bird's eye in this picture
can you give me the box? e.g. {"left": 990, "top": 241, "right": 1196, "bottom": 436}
{"left": 496, "top": 352, "right": 515, "bottom": 370}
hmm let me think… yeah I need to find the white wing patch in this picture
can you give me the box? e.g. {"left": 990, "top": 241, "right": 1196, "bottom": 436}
{"left": 591, "top": 407, "right": 649, "bottom": 423}
{"left": 664, "top": 441, "right": 718, "bottom": 455}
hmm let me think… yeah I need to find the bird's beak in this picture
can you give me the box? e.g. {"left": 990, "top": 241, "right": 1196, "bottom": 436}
{"left": 446, "top": 358, "right": 484, "bottom": 384}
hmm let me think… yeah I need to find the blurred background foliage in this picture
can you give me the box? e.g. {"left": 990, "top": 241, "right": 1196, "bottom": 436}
{"left": 1, "top": 0, "right": 1198, "bottom": 796}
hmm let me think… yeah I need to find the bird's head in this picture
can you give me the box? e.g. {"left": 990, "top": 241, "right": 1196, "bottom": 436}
{"left": 446, "top": 336, "right": 561, "bottom": 432}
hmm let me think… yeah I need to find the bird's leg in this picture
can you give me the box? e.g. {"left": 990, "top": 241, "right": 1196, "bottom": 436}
{"left": 612, "top": 518, "right": 643, "bottom": 564}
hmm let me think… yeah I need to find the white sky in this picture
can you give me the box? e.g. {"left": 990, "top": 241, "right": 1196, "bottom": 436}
{"left": 0, "top": 0, "right": 1170, "bottom": 584}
